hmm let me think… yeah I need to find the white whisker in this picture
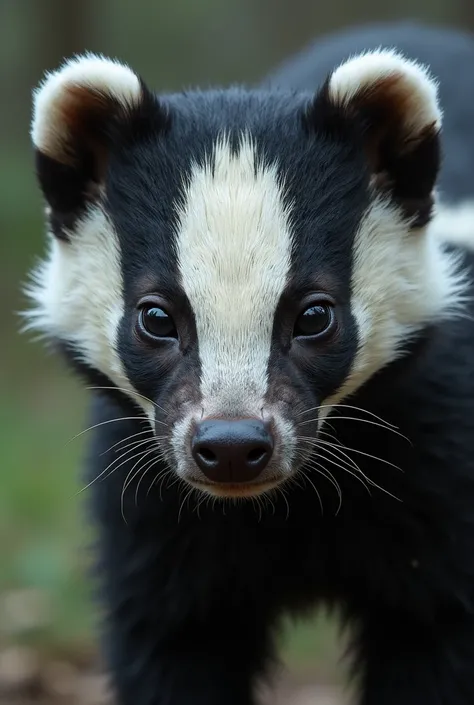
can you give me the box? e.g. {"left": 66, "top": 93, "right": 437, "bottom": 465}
{"left": 300, "top": 415, "right": 411, "bottom": 444}
{"left": 68, "top": 416, "right": 150, "bottom": 444}
{"left": 299, "top": 436, "right": 361, "bottom": 474}
{"left": 76, "top": 442, "right": 152, "bottom": 495}
{"left": 134, "top": 452, "right": 166, "bottom": 505}
{"left": 85, "top": 386, "right": 169, "bottom": 416}
{"left": 276, "top": 486, "right": 290, "bottom": 520}
{"left": 120, "top": 447, "right": 159, "bottom": 523}
{"left": 315, "top": 444, "right": 401, "bottom": 503}
{"left": 178, "top": 487, "right": 194, "bottom": 523}
{"left": 297, "top": 467, "right": 324, "bottom": 515}
{"left": 101, "top": 429, "right": 155, "bottom": 455}
{"left": 310, "top": 446, "right": 372, "bottom": 496}
{"left": 300, "top": 457, "right": 343, "bottom": 514}
{"left": 297, "top": 402, "right": 399, "bottom": 429}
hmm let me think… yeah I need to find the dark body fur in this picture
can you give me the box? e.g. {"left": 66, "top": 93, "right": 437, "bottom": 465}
{"left": 78, "top": 23, "right": 474, "bottom": 705}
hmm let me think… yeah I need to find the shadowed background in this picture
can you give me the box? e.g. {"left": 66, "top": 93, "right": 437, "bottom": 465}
{"left": 1, "top": 1, "right": 472, "bottom": 702}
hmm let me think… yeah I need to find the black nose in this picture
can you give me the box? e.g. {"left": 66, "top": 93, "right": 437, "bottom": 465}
{"left": 191, "top": 418, "right": 274, "bottom": 483}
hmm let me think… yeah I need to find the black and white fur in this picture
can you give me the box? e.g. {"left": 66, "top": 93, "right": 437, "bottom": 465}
{"left": 25, "top": 21, "right": 474, "bottom": 705}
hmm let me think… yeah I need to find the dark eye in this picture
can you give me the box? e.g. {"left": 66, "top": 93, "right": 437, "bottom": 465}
{"left": 138, "top": 305, "right": 178, "bottom": 340}
{"left": 293, "top": 301, "right": 335, "bottom": 339}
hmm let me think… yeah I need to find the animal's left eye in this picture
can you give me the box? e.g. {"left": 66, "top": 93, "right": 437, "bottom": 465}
{"left": 137, "top": 304, "right": 178, "bottom": 341}
{"left": 293, "top": 301, "right": 335, "bottom": 339}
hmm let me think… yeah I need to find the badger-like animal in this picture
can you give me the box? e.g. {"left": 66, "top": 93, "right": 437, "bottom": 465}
{"left": 25, "top": 20, "right": 474, "bottom": 705}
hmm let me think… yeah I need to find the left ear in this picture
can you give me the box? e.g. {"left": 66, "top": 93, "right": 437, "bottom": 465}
{"left": 30, "top": 53, "right": 162, "bottom": 239}
{"left": 308, "top": 50, "right": 442, "bottom": 227}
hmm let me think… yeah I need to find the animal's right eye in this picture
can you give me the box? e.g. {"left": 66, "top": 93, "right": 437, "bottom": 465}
{"left": 137, "top": 303, "right": 178, "bottom": 341}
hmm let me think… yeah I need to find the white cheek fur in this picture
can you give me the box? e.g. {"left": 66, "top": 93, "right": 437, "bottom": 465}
{"left": 324, "top": 196, "right": 469, "bottom": 407}
{"left": 23, "top": 207, "right": 154, "bottom": 419}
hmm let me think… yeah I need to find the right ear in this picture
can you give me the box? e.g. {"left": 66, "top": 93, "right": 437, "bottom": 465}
{"left": 31, "top": 54, "right": 164, "bottom": 239}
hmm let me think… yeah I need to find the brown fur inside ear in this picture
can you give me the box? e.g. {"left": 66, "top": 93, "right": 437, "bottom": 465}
{"left": 33, "top": 70, "right": 167, "bottom": 240}
{"left": 54, "top": 84, "right": 122, "bottom": 181}
{"left": 307, "top": 71, "right": 440, "bottom": 228}
{"left": 348, "top": 74, "right": 438, "bottom": 176}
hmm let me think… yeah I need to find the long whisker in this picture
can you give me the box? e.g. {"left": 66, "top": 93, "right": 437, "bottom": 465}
{"left": 101, "top": 429, "right": 154, "bottom": 455}
{"left": 85, "top": 386, "right": 169, "bottom": 416}
{"left": 102, "top": 445, "right": 157, "bottom": 493}
{"left": 134, "top": 451, "right": 166, "bottom": 505}
{"left": 299, "top": 436, "right": 361, "bottom": 474}
{"left": 121, "top": 447, "right": 159, "bottom": 496}
{"left": 315, "top": 444, "right": 401, "bottom": 503}
{"left": 251, "top": 495, "right": 263, "bottom": 522}
{"left": 108, "top": 434, "right": 165, "bottom": 457}
{"left": 80, "top": 434, "right": 167, "bottom": 495}
{"left": 105, "top": 436, "right": 156, "bottom": 461}
{"left": 300, "top": 415, "right": 411, "bottom": 444}
{"left": 297, "top": 403, "right": 399, "bottom": 429}
{"left": 121, "top": 447, "right": 159, "bottom": 523}
{"left": 303, "top": 458, "right": 343, "bottom": 512}
{"left": 68, "top": 416, "right": 150, "bottom": 444}
{"left": 301, "top": 434, "right": 403, "bottom": 476}
{"left": 77, "top": 438, "right": 157, "bottom": 495}
{"left": 297, "top": 467, "right": 324, "bottom": 515}
{"left": 311, "top": 441, "right": 369, "bottom": 485}
{"left": 267, "top": 492, "right": 277, "bottom": 516}
{"left": 76, "top": 441, "right": 150, "bottom": 495}
{"left": 309, "top": 445, "right": 372, "bottom": 496}
{"left": 147, "top": 466, "right": 173, "bottom": 500}
{"left": 300, "top": 457, "right": 343, "bottom": 514}
{"left": 193, "top": 490, "right": 210, "bottom": 520}
{"left": 325, "top": 440, "right": 403, "bottom": 473}
{"left": 330, "top": 404, "right": 399, "bottom": 428}
{"left": 178, "top": 487, "right": 194, "bottom": 523}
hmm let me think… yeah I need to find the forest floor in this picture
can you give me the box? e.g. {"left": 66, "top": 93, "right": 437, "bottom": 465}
{"left": 0, "top": 646, "right": 347, "bottom": 704}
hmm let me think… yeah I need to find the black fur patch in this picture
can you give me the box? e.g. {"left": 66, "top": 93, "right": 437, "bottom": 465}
{"left": 305, "top": 76, "right": 440, "bottom": 227}
{"left": 36, "top": 81, "right": 169, "bottom": 239}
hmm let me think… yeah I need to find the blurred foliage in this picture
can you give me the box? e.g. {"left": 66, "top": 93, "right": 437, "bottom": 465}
{"left": 0, "top": 0, "right": 470, "bottom": 687}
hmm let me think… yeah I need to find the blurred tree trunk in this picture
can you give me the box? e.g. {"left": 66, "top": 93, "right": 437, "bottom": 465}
{"left": 253, "top": 0, "right": 394, "bottom": 69}
{"left": 458, "top": 0, "right": 474, "bottom": 31}
{"left": 14, "top": 0, "right": 95, "bottom": 147}
{"left": 35, "top": 0, "right": 94, "bottom": 71}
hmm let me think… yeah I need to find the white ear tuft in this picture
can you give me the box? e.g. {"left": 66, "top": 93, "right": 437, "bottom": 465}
{"left": 328, "top": 49, "right": 441, "bottom": 134}
{"left": 30, "top": 53, "right": 155, "bottom": 239}
{"left": 31, "top": 53, "right": 142, "bottom": 161}
{"left": 306, "top": 48, "right": 443, "bottom": 228}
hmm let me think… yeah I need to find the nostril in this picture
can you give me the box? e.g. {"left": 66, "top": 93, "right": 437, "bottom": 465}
{"left": 191, "top": 418, "right": 275, "bottom": 483}
{"left": 196, "top": 446, "right": 218, "bottom": 465}
{"left": 247, "top": 447, "right": 269, "bottom": 465}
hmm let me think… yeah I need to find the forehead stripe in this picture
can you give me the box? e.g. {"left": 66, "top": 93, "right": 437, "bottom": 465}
{"left": 175, "top": 135, "right": 293, "bottom": 414}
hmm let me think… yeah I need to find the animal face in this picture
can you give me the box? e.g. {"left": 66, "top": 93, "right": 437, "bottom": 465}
{"left": 26, "top": 52, "right": 465, "bottom": 498}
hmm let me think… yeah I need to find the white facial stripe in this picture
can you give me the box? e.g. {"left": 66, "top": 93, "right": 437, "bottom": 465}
{"left": 323, "top": 196, "right": 468, "bottom": 408}
{"left": 176, "top": 135, "right": 293, "bottom": 415}
{"left": 23, "top": 208, "right": 153, "bottom": 418}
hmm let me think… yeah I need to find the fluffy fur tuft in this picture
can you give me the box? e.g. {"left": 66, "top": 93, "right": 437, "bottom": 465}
{"left": 330, "top": 197, "right": 470, "bottom": 405}
{"left": 328, "top": 49, "right": 441, "bottom": 132}
{"left": 31, "top": 53, "right": 142, "bottom": 161}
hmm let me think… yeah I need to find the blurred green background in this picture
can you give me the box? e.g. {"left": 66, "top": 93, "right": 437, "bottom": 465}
{"left": 1, "top": 0, "right": 473, "bottom": 701}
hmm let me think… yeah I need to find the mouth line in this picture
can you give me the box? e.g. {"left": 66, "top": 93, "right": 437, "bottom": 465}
{"left": 188, "top": 478, "right": 281, "bottom": 498}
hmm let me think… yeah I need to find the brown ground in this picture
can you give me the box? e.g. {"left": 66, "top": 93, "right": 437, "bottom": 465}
{"left": 0, "top": 647, "right": 346, "bottom": 704}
